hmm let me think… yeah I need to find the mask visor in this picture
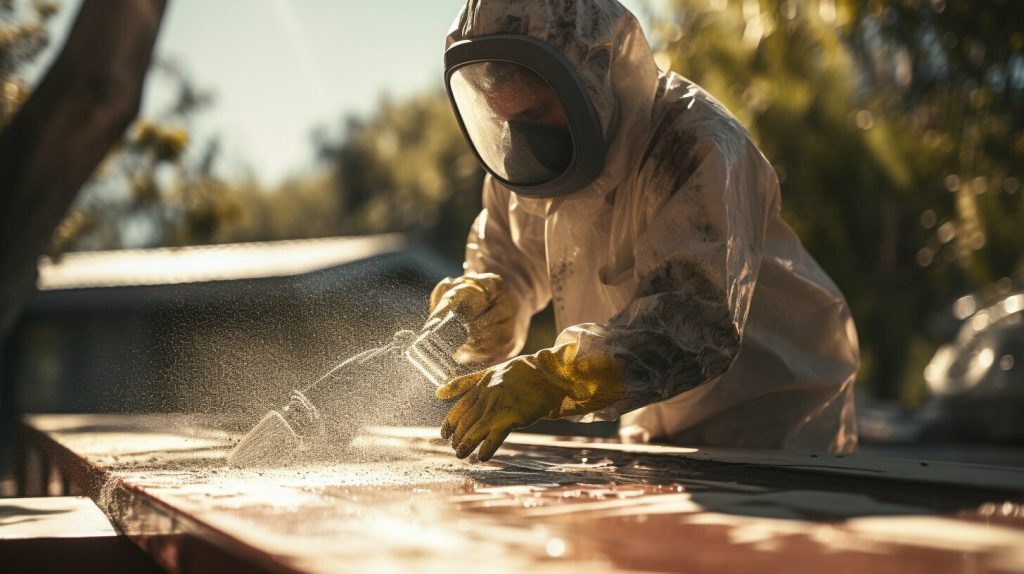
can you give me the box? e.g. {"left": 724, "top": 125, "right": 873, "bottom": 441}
{"left": 449, "top": 61, "right": 574, "bottom": 186}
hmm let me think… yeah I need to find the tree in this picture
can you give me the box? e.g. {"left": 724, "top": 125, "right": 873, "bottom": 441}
{"left": 47, "top": 60, "right": 246, "bottom": 253}
{"left": 654, "top": 0, "right": 1024, "bottom": 401}
{"left": 0, "top": 0, "right": 166, "bottom": 400}
{"left": 0, "top": 0, "right": 56, "bottom": 125}
{"left": 313, "top": 91, "right": 485, "bottom": 260}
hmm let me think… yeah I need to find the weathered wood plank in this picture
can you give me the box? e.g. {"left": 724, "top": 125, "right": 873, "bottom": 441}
{"left": 21, "top": 414, "right": 1024, "bottom": 574}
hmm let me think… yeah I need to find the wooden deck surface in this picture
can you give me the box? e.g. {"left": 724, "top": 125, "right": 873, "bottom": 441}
{"left": 20, "top": 414, "right": 1024, "bottom": 573}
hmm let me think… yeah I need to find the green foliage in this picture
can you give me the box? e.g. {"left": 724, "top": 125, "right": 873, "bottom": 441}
{"left": 654, "top": 0, "right": 1024, "bottom": 400}
{"left": 49, "top": 61, "right": 243, "bottom": 253}
{"left": 53, "top": 85, "right": 484, "bottom": 261}
{"left": 311, "top": 92, "right": 485, "bottom": 259}
{"left": 183, "top": 90, "right": 485, "bottom": 259}
{"left": 0, "top": 0, "right": 56, "bottom": 125}
{"left": 201, "top": 172, "right": 340, "bottom": 244}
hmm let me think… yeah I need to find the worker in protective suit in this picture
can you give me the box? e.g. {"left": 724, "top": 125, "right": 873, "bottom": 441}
{"left": 430, "top": 0, "right": 860, "bottom": 461}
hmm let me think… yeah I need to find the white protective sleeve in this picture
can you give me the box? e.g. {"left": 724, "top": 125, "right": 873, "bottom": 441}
{"left": 464, "top": 119, "right": 774, "bottom": 423}
{"left": 464, "top": 176, "right": 552, "bottom": 361}
{"left": 557, "top": 120, "right": 774, "bottom": 421}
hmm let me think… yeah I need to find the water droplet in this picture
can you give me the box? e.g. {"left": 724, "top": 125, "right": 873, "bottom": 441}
{"left": 999, "top": 355, "right": 1015, "bottom": 371}
{"left": 546, "top": 537, "right": 567, "bottom": 558}
{"left": 975, "top": 347, "right": 995, "bottom": 371}
{"left": 969, "top": 232, "right": 986, "bottom": 250}
{"left": 916, "top": 247, "right": 934, "bottom": 267}
{"left": 937, "top": 221, "right": 956, "bottom": 243}
{"left": 855, "top": 110, "right": 874, "bottom": 130}
{"left": 953, "top": 295, "right": 977, "bottom": 319}
{"left": 971, "top": 176, "right": 988, "bottom": 194}
{"left": 1004, "top": 294, "right": 1023, "bottom": 314}
{"left": 971, "top": 312, "right": 990, "bottom": 331}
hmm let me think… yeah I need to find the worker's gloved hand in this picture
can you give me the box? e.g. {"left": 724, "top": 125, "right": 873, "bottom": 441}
{"left": 435, "top": 340, "right": 625, "bottom": 461}
{"left": 429, "top": 272, "right": 520, "bottom": 365}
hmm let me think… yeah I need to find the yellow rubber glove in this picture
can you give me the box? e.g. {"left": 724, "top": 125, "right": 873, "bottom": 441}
{"left": 429, "top": 272, "right": 520, "bottom": 365}
{"left": 435, "top": 340, "right": 625, "bottom": 461}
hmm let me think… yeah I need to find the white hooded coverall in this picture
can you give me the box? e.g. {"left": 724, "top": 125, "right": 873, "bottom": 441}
{"left": 447, "top": 0, "right": 860, "bottom": 452}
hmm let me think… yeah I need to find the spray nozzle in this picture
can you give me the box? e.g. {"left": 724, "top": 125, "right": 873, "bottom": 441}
{"left": 228, "top": 312, "right": 470, "bottom": 467}
{"left": 404, "top": 312, "right": 469, "bottom": 387}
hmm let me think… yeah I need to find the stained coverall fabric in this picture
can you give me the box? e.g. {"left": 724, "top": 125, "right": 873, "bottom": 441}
{"left": 447, "top": 0, "right": 859, "bottom": 452}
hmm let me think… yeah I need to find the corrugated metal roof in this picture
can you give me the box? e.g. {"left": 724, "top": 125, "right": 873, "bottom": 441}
{"left": 36, "top": 234, "right": 407, "bottom": 291}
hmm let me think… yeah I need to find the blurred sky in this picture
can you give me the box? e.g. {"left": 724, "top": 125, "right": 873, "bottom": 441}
{"left": 31, "top": 0, "right": 666, "bottom": 185}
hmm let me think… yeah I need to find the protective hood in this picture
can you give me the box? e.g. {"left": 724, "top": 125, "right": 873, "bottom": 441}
{"left": 445, "top": 0, "right": 660, "bottom": 202}
{"left": 454, "top": 4, "right": 861, "bottom": 452}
